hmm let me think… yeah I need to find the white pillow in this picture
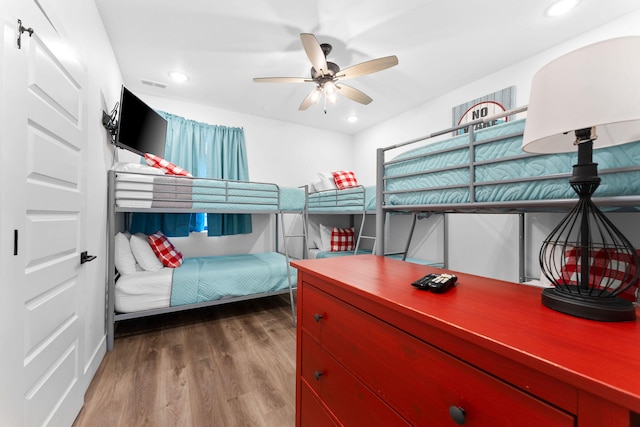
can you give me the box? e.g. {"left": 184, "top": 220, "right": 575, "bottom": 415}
{"left": 114, "top": 162, "right": 165, "bottom": 175}
{"left": 114, "top": 232, "right": 138, "bottom": 275}
{"left": 319, "top": 224, "right": 332, "bottom": 252}
{"left": 309, "top": 181, "right": 322, "bottom": 193}
{"left": 317, "top": 172, "right": 337, "bottom": 190}
{"left": 308, "top": 220, "right": 320, "bottom": 249}
{"left": 129, "top": 233, "right": 164, "bottom": 272}
{"left": 314, "top": 179, "right": 336, "bottom": 192}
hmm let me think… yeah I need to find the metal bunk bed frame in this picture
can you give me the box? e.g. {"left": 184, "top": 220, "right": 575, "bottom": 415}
{"left": 375, "top": 105, "right": 640, "bottom": 282}
{"left": 307, "top": 185, "right": 374, "bottom": 254}
{"left": 106, "top": 170, "right": 306, "bottom": 350}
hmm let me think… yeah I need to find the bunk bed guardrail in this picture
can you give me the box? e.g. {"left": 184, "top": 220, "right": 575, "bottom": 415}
{"left": 374, "top": 105, "right": 640, "bottom": 265}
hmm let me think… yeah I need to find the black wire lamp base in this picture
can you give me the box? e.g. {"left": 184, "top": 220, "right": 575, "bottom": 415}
{"left": 539, "top": 136, "right": 638, "bottom": 322}
{"left": 541, "top": 287, "right": 636, "bottom": 322}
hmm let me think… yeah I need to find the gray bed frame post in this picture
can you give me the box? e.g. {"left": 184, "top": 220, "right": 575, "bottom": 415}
{"left": 375, "top": 147, "right": 385, "bottom": 256}
{"left": 106, "top": 170, "right": 116, "bottom": 351}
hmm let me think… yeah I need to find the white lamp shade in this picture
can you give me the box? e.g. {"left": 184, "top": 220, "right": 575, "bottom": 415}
{"left": 523, "top": 36, "right": 640, "bottom": 154}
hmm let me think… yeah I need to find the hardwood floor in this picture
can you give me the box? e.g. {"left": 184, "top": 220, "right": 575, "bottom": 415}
{"left": 73, "top": 296, "right": 297, "bottom": 427}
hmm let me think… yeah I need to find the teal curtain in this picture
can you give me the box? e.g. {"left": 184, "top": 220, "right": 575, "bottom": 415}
{"left": 129, "top": 112, "right": 252, "bottom": 236}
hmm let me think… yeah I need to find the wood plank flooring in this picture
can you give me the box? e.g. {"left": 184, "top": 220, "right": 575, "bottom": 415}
{"left": 73, "top": 296, "right": 297, "bottom": 427}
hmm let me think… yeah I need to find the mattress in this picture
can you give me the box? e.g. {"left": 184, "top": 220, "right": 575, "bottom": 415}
{"left": 384, "top": 119, "right": 640, "bottom": 207}
{"left": 115, "top": 268, "right": 173, "bottom": 313}
{"left": 114, "top": 252, "right": 296, "bottom": 313}
{"left": 114, "top": 169, "right": 306, "bottom": 211}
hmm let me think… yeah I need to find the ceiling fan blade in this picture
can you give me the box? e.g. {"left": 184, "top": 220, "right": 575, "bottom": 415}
{"left": 336, "top": 84, "right": 373, "bottom": 105}
{"left": 299, "top": 87, "right": 322, "bottom": 110}
{"left": 253, "top": 77, "right": 310, "bottom": 83}
{"left": 338, "top": 55, "right": 399, "bottom": 80}
{"left": 300, "top": 33, "right": 328, "bottom": 76}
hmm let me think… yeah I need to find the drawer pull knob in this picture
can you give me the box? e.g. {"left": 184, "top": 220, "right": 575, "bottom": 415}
{"left": 314, "top": 313, "right": 324, "bottom": 322}
{"left": 449, "top": 406, "right": 466, "bottom": 425}
{"left": 313, "top": 371, "right": 324, "bottom": 381}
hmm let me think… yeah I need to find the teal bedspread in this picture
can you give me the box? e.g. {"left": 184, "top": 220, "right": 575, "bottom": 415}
{"left": 191, "top": 179, "right": 305, "bottom": 211}
{"left": 385, "top": 119, "right": 640, "bottom": 206}
{"left": 308, "top": 185, "right": 376, "bottom": 212}
{"left": 170, "top": 252, "right": 296, "bottom": 306}
{"left": 315, "top": 250, "right": 441, "bottom": 266}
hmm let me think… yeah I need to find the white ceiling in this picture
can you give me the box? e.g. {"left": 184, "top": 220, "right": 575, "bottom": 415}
{"left": 95, "top": 0, "right": 640, "bottom": 135}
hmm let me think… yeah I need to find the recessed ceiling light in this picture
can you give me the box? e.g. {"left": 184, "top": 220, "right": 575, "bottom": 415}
{"left": 545, "top": 0, "right": 579, "bottom": 17}
{"left": 347, "top": 115, "right": 358, "bottom": 123}
{"left": 168, "top": 71, "right": 189, "bottom": 82}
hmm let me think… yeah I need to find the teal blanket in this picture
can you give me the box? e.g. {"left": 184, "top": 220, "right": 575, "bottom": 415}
{"left": 170, "top": 252, "right": 295, "bottom": 306}
{"left": 386, "top": 119, "right": 640, "bottom": 205}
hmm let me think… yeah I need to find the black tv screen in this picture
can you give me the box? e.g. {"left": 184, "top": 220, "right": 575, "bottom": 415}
{"left": 115, "top": 86, "right": 167, "bottom": 157}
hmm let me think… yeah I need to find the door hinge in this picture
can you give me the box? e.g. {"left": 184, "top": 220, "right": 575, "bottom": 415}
{"left": 17, "top": 19, "right": 34, "bottom": 50}
{"left": 13, "top": 229, "right": 18, "bottom": 255}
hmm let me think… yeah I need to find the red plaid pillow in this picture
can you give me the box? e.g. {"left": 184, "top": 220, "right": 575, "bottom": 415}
{"left": 147, "top": 231, "right": 184, "bottom": 268}
{"left": 559, "top": 247, "right": 639, "bottom": 301}
{"left": 332, "top": 170, "right": 358, "bottom": 190}
{"left": 330, "top": 227, "right": 355, "bottom": 252}
{"left": 144, "top": 153, "right": 192, "bottom": 176}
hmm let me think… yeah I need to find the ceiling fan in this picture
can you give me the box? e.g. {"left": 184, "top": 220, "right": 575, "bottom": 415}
{"left": 253, "top": 33, "right": 399, "bottom": 112}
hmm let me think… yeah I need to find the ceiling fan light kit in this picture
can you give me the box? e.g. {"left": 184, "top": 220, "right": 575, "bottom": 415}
{"left": 253, "top": 33, "right": 398, "bottom": 113}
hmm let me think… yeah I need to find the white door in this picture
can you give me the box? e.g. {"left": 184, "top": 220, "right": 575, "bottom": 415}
{"left": 0, "top": 1, "right": 88, "bottom": 425}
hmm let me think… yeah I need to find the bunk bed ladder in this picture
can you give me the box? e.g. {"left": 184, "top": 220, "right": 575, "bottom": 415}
{"left": 381, "top": 211, "right": 419, "bottom": 261}
{"left": 353, "top": 209, "right": 373, "bottom": 254}
{"left": 278, "top": 190, "right": 308, "bottom": 326}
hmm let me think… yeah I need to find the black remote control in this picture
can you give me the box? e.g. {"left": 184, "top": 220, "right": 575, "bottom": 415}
{"left": 411, "top": 273, "right": 438, "bottom": 290}
{"left": 428, "top": 273, "right": 457, "bottom": 293}
{"left": 411, "top": 273, "right": 457, "bottom": 293}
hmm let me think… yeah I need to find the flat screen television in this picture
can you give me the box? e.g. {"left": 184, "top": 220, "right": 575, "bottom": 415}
{"left": 114, "top": 86, "right": 167, "bottom": 157}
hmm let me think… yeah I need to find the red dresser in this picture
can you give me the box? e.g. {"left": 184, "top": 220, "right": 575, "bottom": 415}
{"left": 291, "top": 255, "right": 640, "bottom": 427}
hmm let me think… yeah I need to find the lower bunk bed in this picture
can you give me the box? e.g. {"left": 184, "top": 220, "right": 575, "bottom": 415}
{"left": 307, "top": 184, "right": 445, "bottom": 266}
{"left": 114, "top": 252, "right": 295, "bottom": 315}
{"left": 375, "top": 107, "right": 640, "bottom": 299}
{"left": 107, "top": 167, "right": 305, "bottom": 351}
{"left": 306, "top": 184, "right": 375, "bottom": 257}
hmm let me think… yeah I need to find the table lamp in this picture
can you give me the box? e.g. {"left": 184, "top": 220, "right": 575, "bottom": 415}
{"left": 522, "top": 36, "right": 640, "bottom": 321}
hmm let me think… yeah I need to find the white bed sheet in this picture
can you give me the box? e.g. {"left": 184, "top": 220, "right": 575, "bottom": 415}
{"left": 115, "top": 173, "right": 156, "bottom": 208}
{"left": 115, "top": 268, "right": 173, "bottom": 313}
{"left": 114, "top": 163, "right": 164, "bottom": 208}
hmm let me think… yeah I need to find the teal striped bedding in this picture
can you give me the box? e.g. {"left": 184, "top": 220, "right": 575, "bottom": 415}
{"left": 385, "top": 119, "right": 640, "bottom": 207}
{"left": 308, "top": 185, "right": 376, "bottom": 212}
{"left": 170, "top": 252, "right": 295, "bottom": 306}
{"left": 115, "top": 172, "right": 306, "bottom": 211}
{"left": 191, "top": 179, "right": 305, "bottom": 210}
{"left": 315, "top": 250, "right": 442, "bottom": 266}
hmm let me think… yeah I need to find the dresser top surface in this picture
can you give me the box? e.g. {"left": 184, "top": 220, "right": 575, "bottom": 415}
{"left": 292, "top": 255, "right": 640, "bottom": 411}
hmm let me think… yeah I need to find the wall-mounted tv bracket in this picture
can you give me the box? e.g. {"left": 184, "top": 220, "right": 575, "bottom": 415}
{"left": 102, "top": 102, "right": 119, "bottom": 143}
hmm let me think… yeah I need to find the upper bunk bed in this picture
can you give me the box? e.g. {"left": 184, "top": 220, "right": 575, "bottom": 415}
{"left": 106, "top": 165, "right": 306, "bottom": 350}
{"left": 373, "top": 107, "right": 640, "bottom": 274}
{"left": 111, "top": 165, "right": 306, "bottom": 214}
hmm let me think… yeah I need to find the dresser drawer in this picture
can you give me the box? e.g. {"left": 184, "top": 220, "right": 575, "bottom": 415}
{"left": 301, "top": 283, "right": 575, "bottom": 427}
{"left": 299, "top": 381, "right": 340, "bottom": 427}
{"left": 300, "top": 332, "right": 410, "bottom": 427}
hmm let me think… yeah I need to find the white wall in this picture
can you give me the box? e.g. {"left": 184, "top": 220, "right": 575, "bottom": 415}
{"left": 115, "top": 95, "right": 354, "bottom": 258}
{"left": 135, "top": 95, "right": 353, "bottom": 187}
{"left": 352, "top": 11, "right": 640, "bottom": 282}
